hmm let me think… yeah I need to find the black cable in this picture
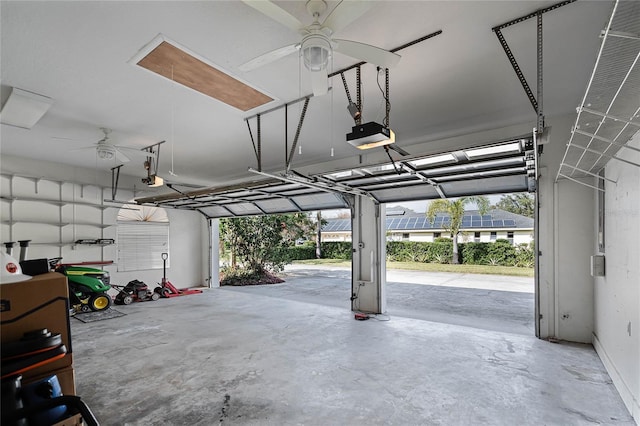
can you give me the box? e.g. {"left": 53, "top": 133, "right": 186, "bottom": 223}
{"left": 384, "top": 146, "right": 402, "bottom": 175}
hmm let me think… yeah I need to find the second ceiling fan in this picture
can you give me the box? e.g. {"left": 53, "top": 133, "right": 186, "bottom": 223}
{"left": 240, "top": 0, "right": 401, "bottom": 96}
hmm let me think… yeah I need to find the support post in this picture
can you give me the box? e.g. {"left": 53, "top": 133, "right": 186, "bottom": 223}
{"left": 210, "top": 218, "right": 220, "bottom": 288}
{"left": 351, "top": 196, "right": 386, "bottom": 314}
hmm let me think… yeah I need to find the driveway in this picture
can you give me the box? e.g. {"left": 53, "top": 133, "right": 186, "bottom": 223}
{"left": 222, "top": 264, "right": 535, "bottom": 336}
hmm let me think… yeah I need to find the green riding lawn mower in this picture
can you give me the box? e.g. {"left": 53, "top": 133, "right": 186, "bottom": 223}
{"left": 53, "top": 261, "right": 112, "bottom": 313}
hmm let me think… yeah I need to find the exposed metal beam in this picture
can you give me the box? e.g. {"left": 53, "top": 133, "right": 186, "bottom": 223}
{"left": 536, "top": 11, "right": 544, "bottom": 131}
{"left": 494, "top": 29, "right": 538, "bottom": 114}
{"left": 134, "top": 179, "right": 281, "bottom": 204}
{"left": 492, "top": 0, "right": 577, "bottom": 31}
{"left": 492, "top": 1, "right": 577, "bottom": 117}
{"left": 328, "top": 30, "right": 443, "bottom": 78}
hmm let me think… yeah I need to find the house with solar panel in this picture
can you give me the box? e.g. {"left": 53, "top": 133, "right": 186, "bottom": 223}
{"left": 322, "top": 208, "right": 534, "bottom": 245}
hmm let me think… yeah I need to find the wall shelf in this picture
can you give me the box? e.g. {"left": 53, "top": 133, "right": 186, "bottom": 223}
{"left": 1, "top": 196, "right": 113, "bottom": 210}
{"left": 1, "top": 175, "right": 118, "bottom": 259}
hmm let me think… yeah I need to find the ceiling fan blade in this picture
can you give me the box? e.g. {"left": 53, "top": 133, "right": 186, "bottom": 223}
{"left": 239, "top": 43, "right": 299, "bottom": 72}
{"left": 310, "top": 68, "right": 328, "bottom": 97}
{"left": 322, "top": 0, "right": 373, "bottom": 34}
{"left": 68, "top": 146, "right": 97, "bottom": 153}
{"left": 242, "top": 0, "right": 303, "bottom": 31}
{"left": 333, "top": 39, "right": 401, "bottom": 68}
{"left": 114, "top": 150, "right": 131, "bottom": 163}
{"left": 115, "top": 146, "right": 153, "bottom": 160}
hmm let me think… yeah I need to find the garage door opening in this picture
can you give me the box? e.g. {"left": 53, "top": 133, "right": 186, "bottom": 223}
{"left": 136, "top": 134, "right": 540, "bottom": 335}
{"left": 318, "top": 194, "right": 536, "bottom": 335}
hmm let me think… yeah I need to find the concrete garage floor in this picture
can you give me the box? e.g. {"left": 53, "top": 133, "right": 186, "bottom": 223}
{"left": 70, "top": 269, "right": 634, "bottom": 425}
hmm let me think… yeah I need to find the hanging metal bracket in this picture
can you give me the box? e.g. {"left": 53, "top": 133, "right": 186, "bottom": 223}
{"left": 110, "top": 165, "right": 123, "bottom": 200}
{"left": 141, "top": 140, "right": 165, "bottom": 185}
{"left": 246, "top": 115, "right": 261, "bottom": 171}
{"left": 492, "top": 0, "right": 577, "bottom": 123}
{"left": 286, "top": 97, "right": 310, "bottom": 173}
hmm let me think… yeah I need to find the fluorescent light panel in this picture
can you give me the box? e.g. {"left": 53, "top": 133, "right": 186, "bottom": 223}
{"left": 409, "top": 153, "right": 456, "bottom": 167}
{"left": 465, "top": 142, "right": 522, "bottom": 159}
{"left": 0, "top": 88, "right": 53, "bottom": 129}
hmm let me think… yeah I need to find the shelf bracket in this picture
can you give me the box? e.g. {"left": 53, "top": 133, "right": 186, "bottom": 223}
{"left": 111, "top": 165, "right": 123, "bottom": 201}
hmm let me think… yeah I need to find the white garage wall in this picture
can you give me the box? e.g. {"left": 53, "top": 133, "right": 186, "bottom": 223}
{"left": 533, "top": 114, "right": 596, "bottom": 343}
{"left": 555, "top": 179, "right": 594, "bottom": 342}
{"left": 593, "top": 132, "right": 640, "bottom": 420}
{"left": 0, "top": 155, "right": 207, "bottom": 289}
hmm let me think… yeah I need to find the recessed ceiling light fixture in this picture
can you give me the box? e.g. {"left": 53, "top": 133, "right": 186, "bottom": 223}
{"left": 0, "top": 87, "right": 53, "bottom": 129}
{"left": 130, "top": 34, "right": 274, "bottom": 112}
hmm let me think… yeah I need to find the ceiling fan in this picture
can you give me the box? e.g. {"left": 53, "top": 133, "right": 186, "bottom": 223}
{"left": 70, "top": 128, "right": 149, "bottom": 163}
{"left": 239, "top": 0, "right": 401, "bottom": 96}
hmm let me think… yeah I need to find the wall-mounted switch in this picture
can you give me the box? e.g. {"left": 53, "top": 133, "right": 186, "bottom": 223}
{"left": 590, "top": 255, "right": 605, "bottom": 277}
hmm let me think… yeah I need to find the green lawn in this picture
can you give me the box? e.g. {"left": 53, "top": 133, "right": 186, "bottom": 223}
{"left": 293, "top": 259, "right": 534, "bottom": 277}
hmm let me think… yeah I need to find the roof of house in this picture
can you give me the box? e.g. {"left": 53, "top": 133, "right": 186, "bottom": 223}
{"left": 322, "top": 209, "right": 533, "bottom": 232}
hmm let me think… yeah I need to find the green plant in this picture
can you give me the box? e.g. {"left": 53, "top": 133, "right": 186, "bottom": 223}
{"left": 495, "top": 193, "right": 535, "bottom": 218}
{"left": 486, "top": 239, "right": 517, "bottom": 266}
{"left": 461, "top": 242, "right": 490, "bottom": 265}
{"left": 514, "top": 243, "right": 535, "bottom": 268}
{"left": 219, "top": 265, "right": 284, "bottom": 286}
{"left": 426, "top": 196, "right": 490, "bottom": 264}
{"left": 220, "top": 213, "right": 314, "bottom": 274}
{"left": 321, "top": 242, "right": 353, "bottom": 260}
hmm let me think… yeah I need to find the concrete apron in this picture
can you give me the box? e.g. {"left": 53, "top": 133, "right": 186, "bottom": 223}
{"left": 70, "top": 280, "right": 633, "bottom": 425}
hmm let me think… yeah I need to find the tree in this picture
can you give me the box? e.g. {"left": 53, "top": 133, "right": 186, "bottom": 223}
{"left": 426, "top": 196, "right": 490, "bottom": 264}
{"left": 220, "top": 213, "right": 314, "bottom": 275}
{"left": 495, "top": 193, "right": 535, "bottom": 218}
{"left": 315, "top": 211, "right": 327, "bottom": 259}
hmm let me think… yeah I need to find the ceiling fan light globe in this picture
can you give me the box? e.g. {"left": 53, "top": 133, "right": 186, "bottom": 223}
{"left": 301, "top": 35, "right": 331, "bottom": 72}
{"left": 97, "top": 146, "right": 115, "bottom": 160}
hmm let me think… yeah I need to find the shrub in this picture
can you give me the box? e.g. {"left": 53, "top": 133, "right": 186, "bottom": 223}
{"left": 321, "top": 242, "right": 352, "bottom": 260}
{"left": 514, "top": 243, "right": 535, "bottom": 268}
{"left": 428, "top": 242, "right": 452, "bottom": 263}
{"left": 486, "top": 239, "right": 517, "bottom": 266}
{"left": 461, "top": 242, "right": 490, "bottom": 265}
{"left": 286, "top": 245, "right": 316, "bottom": 260}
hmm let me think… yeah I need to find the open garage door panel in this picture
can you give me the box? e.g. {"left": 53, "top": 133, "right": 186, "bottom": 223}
{"left": 135, "top": 136, "right": 536, "bottom": 216}
{"left": 135, "top": 179, "right": 351, "bottom": 218}
{"left": 316, "top": 136, "right": 536, "bottom": 203}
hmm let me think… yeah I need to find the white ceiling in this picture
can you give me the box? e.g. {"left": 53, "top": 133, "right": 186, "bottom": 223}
{"left": 0, "top": 0, "right": 614, "bottom": 188}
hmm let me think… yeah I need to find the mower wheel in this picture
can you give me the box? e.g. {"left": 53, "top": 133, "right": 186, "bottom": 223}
{"left": 89, "top": 293, "right": 112, "bottom": 311}
{"left": 151, "top": 292, "right": 160, "bottom": 301}
{"left": 81, "top": 304, "right": 91, "bottom": 313}
{"left": 159, "top": 288, "right": 170, "bottom": 298}
{"left": 122, "top": 295, "right": 134, "bottom": 305}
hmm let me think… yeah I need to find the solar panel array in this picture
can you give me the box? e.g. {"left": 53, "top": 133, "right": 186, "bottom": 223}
{"left": 323, "top": 215, "right": 520, "bottom": 232}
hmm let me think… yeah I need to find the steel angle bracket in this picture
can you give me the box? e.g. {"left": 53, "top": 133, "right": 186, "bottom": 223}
{"left": 492, "top": 0, "right": 577, "bottom": 130}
